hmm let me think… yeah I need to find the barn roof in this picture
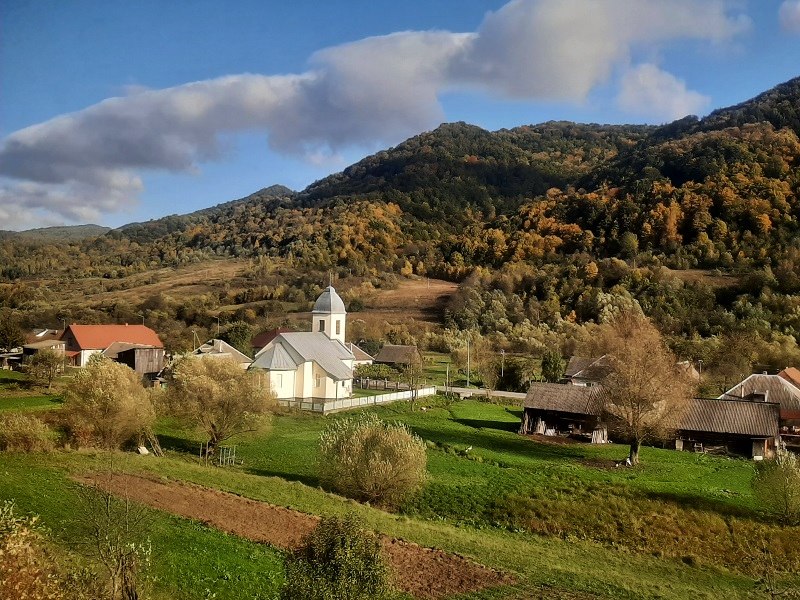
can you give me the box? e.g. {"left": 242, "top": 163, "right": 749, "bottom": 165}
{"left": 63, "top": 324, "right": 163, "bottom": 350}
{"left": 672, "top": 398, "right": 779, "bottom": 438}
{"left": 523, "top": 382, "right": 602, "bottom": 415}
{"left": 102, "top": 341, "right": 152, "bottom": 359}
{"left": 374, "top": 344, "right": 421, "bottom": 365}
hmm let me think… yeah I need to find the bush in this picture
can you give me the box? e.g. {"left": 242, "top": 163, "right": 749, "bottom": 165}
{"left": 281, "top": 514, "right": 394, "bottom": 600}
{"left": 62, "top": 355, "right": 155, "bottom": 450}
{"left": 0, "top": 501, "right": 103, "bottom": 599}
{"left": 318, "top": 413, "right": 427, "bottom": 508}
{"left": 0, "top": 413, "right": 56, "bottom": 452}
{"left": 753, "top": 447, "right": 800, "bottom": 525}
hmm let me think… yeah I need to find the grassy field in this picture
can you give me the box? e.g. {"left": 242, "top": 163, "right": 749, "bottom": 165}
{"left": 1, "top": 389, "right": 798, "bottom": 599}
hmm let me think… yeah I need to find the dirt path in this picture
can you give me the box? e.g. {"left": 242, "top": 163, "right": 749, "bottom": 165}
{"left": 76, "top": 473, "right": 512, "bottom": 599}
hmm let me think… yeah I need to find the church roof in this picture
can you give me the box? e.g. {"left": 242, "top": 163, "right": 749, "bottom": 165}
{"left": 312, "top": 286, "right": 346, "bottom": 314}
{"left": 250, "top": 343, "right": 297, "bottom": 371}
{"left": 254, "top": 332, "right": 353, "bottom": 381}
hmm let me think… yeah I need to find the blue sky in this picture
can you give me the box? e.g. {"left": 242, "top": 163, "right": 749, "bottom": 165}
{"left": 1, "top": 0, "right": 798, "bottom": 230}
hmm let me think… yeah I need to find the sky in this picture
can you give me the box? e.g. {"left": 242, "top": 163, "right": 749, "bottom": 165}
{"left": 1, "top": 0, "right": 799, "bottom": 231}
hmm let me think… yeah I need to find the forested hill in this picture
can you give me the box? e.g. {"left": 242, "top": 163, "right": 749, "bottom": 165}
{"left": 298, "top": 121, "right": 654, "bottom": 222}
{"left": 2, "top": 76, "right": 800, "bottom": 342}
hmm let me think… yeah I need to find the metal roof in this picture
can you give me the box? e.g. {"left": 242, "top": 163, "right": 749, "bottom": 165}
{"left": 312, "top": 286, "right": 346, "bottom": 314}
{"left": 719, "top": 374, "right": 800, "bottom": 414}
{"left": 273, "top": 332, "right": 353, "bottom": 381}
{"left": 250, "top": 343, "right": 298, "bottom": 371}
{"left": 193, "top": 339, "right": 252, "bottom": 365}
{"left": 565, "top": 355, "right": 613, "bottom": 382}
{"left": 672, "top": 397, "right": 779, "bottom": 438}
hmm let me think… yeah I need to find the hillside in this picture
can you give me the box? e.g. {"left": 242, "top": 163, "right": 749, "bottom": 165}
{"left": 1, "top": 76, "right": 799, "bottom": 355}
{"left": 0, "top": 224, "right": 110, "bottom": 242}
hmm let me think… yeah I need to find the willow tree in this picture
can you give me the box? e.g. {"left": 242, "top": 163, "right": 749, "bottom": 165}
{"left": 166, "top": 357, "right": 275, "bottom": 456}
{"left": 597, "top": 312, "right": 694, "bottom": 465}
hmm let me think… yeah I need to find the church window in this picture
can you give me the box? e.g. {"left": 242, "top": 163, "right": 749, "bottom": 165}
{"left": 335, "top": 320, "right": 341, "bottom": 335}
{"left": 319, "top": 319, "right": 325, "bottom": 332}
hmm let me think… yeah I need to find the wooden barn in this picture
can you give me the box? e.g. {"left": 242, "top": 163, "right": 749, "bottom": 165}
{"left": 520, "top": 383, "right": 607, "bottom": 443}
{"left": 671, "top": 397, "right": 780, "bottom": 460}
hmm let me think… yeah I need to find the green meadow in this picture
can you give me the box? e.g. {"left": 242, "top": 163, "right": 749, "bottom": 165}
{"left": 1, "top": 391, "right": 798, "bottom": 599}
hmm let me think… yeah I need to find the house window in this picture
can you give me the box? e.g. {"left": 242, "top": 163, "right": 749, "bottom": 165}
{"left": 315, "top": 374, "right": 322, "bottom": 388}
{"left": 335, "top": 320, "right": 341, "bottom": 336}
{"left": 319, "top": 319, "right": 325, "bottom": 332}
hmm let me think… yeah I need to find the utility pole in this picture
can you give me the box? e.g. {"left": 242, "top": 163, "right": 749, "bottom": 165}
{"left": 216, "top": 316, "right": 220, "bottom": 337}
{"left": 466, "top": 336, "right": 470, "bottom": 389}
{"left": 501, "top": 348, "right": 505, "bottom": 378}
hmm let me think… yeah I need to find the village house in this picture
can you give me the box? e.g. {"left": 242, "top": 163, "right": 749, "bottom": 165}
{"left": 60, "top": 324, "right": 164, "bottom": 367}
{"left": 249, "top": 286, "right": 355, "bottom": 411}
{"left": 191, "top": 338, "right": 252, "bottom": 369}
{"left": 102, "top": 341, "right": 166, "bottom": 382}
{"left": 563, "top": 355, "right": 613, "bottom": 386}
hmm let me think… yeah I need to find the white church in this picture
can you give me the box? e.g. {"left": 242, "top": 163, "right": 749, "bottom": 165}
{"left": 250, "top": 286, "right": 355, "bottom": 411}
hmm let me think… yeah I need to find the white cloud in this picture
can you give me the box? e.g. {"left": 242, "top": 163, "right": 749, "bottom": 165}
{"left": 780, "top": 1, "right": 800, "bottom": 33}
{"left": 617, "top": 64, "right": 710, "bottom": 121}
{"left": 0, "top": 0, "right": 749, "bottom": 228}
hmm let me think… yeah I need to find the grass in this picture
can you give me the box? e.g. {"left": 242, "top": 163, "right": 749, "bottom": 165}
{"left": 0, "top": 394, "right": 63, "bottom": 411}
{"left": 1, "top": 393, "right": 798, "bottom": 599}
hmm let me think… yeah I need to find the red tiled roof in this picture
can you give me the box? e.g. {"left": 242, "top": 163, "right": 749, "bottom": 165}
{"left": 63, "top": 325, "right": 163, "bottom": 350}
{"left": 778, "top": 367, "right": 800, "bottom": 390}
{"left": 251, "top": 328, "right": 292, "bottom": 350}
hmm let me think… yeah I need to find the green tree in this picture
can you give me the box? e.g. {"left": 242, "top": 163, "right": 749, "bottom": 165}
{"left": 281, "top": 514, "right": 394, "bottom": 600}
{"left": 221, "top": 320, "right": 253, "bottom": 357}
{"left": 25, "top": 348, "right": 64, "bottom": 390}
{"left": 0, "top": 308, "right": 24, "bottom": 352}
{"left": 540, "top": 349, "right": 565, "bottom": 383}
{"left": 166, "top": 357, "right": 274, "bottom": 456}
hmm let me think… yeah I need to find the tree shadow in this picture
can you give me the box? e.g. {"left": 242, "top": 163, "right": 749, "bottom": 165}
{"left": 243, "top": 467, "right": 320, "bottom": 489}
{"left": 156, "top": 434, "right": 203, "bottom": 455}
{"left": 642, "top": 489, "right": 758, "bottom": 520}
{"left": 452, "top": 418, "right": 520, "bottom": 433}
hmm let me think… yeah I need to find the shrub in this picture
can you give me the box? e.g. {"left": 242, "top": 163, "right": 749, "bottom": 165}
{"left": 0, "top": 501, "right": 103, "bottom": 599}
{"left": 318, "top": 413, "right": 427, "bottom": 508}
{"left": 753, "top": 447, "right": 800, "bottom": 525}
{"left": 281, "top": 514, "right": 394, "bottom": 600}
{"left": 0, "top": 413, "right": 56, "bottom": 452}
{"left": 62, "top": 355, "right": 155, "bottom": 450}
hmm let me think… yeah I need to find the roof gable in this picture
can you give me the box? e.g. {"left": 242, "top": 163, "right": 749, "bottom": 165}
{"left": 250, "top": 343, "right": 298, "bottom": 371}
{"left": 719, "top": 374, "right": 800, "bottom": 413}
{"left": 193, "top": 339, "right": 252, "bottom": 365}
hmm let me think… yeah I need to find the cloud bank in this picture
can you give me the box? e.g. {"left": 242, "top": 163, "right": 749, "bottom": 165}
{"left": 0, "top": 0, "right": 748, "bottom": 229}
{"left": 780, "top": 1, "right": 800, "bottom": 33}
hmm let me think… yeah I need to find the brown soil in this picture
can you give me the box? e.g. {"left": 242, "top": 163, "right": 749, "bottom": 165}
{"left": 76, "top": 473, "right": 512, "bottom": 599}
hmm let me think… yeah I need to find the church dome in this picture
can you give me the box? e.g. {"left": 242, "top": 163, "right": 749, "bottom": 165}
{"left": 312, "top": 286, "right": 346, "bottom": 314}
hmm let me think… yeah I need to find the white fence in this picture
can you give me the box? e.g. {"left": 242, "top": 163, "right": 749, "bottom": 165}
{"left": 321, "top": 387, "right": 437, "bottom": 414}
